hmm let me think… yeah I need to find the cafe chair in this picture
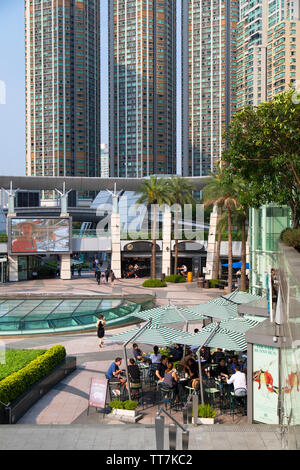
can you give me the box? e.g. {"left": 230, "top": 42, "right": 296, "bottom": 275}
{"left": 204, "top": 378, "right": 220, "bottom": 407}
{"left": 130, "top": 382, "right": 144, "bottom": 409}
{"left": 229, "top": 388, "right": 247, "bottom": 421}
{"left": 157, "top": 384, "right": 177, "bottom": 412}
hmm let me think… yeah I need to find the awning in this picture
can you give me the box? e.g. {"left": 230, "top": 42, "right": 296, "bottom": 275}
{"left": 222, "top": 262, "right": 249, "bottom": 269}
{"left": 201, "top": 317, "right": 262, "bottom": 334}
{"left": 179, "top": 327, "right": 247, "bottom": 351}
{"left": 222, "top": 291, "right": 262, "bottom": 305}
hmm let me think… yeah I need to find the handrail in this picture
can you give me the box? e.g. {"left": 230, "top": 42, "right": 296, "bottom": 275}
{"left": 157, "top": 406, "right": 186, "bottom": 432}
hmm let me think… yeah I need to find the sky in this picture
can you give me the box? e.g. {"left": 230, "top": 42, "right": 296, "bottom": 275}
{"left": 0, "top": 0, "right": 182, "bottom": 177}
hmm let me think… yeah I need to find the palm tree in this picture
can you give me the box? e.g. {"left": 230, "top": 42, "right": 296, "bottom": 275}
{"left": 135, "top": 176, "right": 171, "bottom": 279}
{"left": 167, "top": 177, "right": 196, "bottom": 275}
{"left": 203, "top": 170, "right": 239, "bottom": 293}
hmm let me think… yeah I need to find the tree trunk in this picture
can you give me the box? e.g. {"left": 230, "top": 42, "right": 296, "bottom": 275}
{"left": 215, "top": 208, "right": 223, "bottom": 279}
{"left": 152, "top": 205, "right": 157, "bottom": 279}
{"left": 241, "top": 216, "right": 247, "bottom": 291}
{"left": 227, "top": 208, "right": 233, "bottom": 293}
{"left": 174, "top": 208, "right": 179, "bottom": 275}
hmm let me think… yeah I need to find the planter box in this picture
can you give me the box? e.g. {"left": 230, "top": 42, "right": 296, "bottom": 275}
{"left": 193, "top": 417, "right": 215, "bottom": 425}
{"left": 110, "top": 408, "right": 143, "bottom": 423}
{"left": 0, "top": 356, "right": 76, "bottom": 424}
{"left": 111, "top": 408, "right": 137, "bottom": 418}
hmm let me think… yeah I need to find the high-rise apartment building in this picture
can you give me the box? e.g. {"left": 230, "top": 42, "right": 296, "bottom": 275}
{"left": 182, "top": 0, "right": 239, "bottom": 177}
{"left": 100, "top": 144, "right": 110, "bottom": 178}
{"left": 25, "top": 0, "right": 101, "bottom": 190}
{"left": 109, "top": 0, "right": 177, "bottom": 178}
{"left": 236, "top": 0, "right": 300, "bottom": 110}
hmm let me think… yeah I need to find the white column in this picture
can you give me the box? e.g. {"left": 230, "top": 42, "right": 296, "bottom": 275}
{"left": 60, "top": 254, "right": 71, "bottom": 280}
{"left": 111, "top": 213, "right": 121, "bottom": 278}
{"left": 205, "top": 207, "right": 218, "bottom": 280}
{"left": 162, "top": 211, "right": 172, "bottom": 277}
{"left": 8, "top": 256, "right": 18, "bottom": 282}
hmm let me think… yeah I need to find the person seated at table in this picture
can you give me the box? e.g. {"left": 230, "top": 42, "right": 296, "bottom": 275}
{"left": 132, "top": 343, "right": 145, "bottom": 361}
{"left": 226, "top": 365, "right": 247, "bottom": 397}
{"left": 185, "top": 358, "right": 199, "bottom": 380}
{"left": 128, "top": 358, "right": 141, "bottom": 398}
{"left": 180, "top": 348, "right": 194, "bottom": 367}
{"left": 161, "top": 362, "right": 180, "bottom": 403}
{"left": 106, "top": 357, "right": 126, "bottom": 396}
{"left": 150, "top": 345, "right": 161, "bottom": 364}
{"left": 169, "top": 343, "right": 183, "bottom": 362}
{"left": 211, "top": 348, "right": 225, "bottom": 364}
{"left": 230, "top": 355, "right": 244, "bottom": 374}
{"left": 155, "top": 355, "right": 168, "bottom": 383}
{"left": 214, "top": 358, "right": 229, "bottom": 396}
{"left": 200, "top": 346, "right": 210, "bottom": 365}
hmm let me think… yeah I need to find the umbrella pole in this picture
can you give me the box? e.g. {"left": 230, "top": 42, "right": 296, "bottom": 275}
{"left": 123, "top": 319, "right": 152, "bottom": 401}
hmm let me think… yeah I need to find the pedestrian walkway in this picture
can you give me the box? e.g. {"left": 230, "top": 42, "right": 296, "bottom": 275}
{"left": 0, "top": 424, "right": 282, "bottom": 450}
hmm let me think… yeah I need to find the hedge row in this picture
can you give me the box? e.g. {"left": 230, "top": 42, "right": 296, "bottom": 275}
{"left": 142, "top": 279, "right": 167, "bottom": 288}
{"left": 165, "top": 274, "right": 186, "bottom": 284}
{"left": 281, "top": 228, "right": 300, "bottom": 252}
{"left": 0, "top": 345, "right": 66, "bottom": 408}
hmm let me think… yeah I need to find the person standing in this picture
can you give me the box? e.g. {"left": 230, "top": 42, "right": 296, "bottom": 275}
{"left": 96, "top": 268, "right": 101, "bottom": 285}
{"left": 105, "top": 267, "right": 110, "bottom": 284}
{"left": 78, "top": 265, "right": 82, "bottom": 277}
{"left": 96, "top": 315, "right": 106, "bottom": 348}
{"left": 111, "top": 270, "right": 116, "bottom": 286}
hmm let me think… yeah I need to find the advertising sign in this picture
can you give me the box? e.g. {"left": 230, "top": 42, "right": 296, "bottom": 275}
{"left": 88, "top": 378, "right": 108, "bottom": 411}
{"left": 253, "top": 344, "right": 279, "bottom": 424}
{"left": 8, "top": 218, "right": 71, "bottom": 255}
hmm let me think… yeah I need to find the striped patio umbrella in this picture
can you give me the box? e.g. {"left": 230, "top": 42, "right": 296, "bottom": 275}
{"left": 202, "top": 317, "right": 261, "bottom": 334}
{"left": 179, "top": 327, "right": 247, "bottom": 351}
{"left": 222, "top": 291, "right": 262, "bottom": 305}
{"left": 189, "top": 301, "right": 238, "bottom": 320}
{"left": 132, "top": 305, "right": 207, "bottom": 325}
{"left": 108, "top": 324, "right": 196, "bottom": 347}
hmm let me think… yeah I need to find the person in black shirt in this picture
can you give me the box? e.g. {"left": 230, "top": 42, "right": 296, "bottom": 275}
{"left": 212, "top": 348, "right": 225, "bottom": 364}
{"left": 169, "top": 344, "right": 183, "bottom": 362}
{"left": 155, "top": 356, "right": 168, "bottom": 382}
{"left": 128, "top": 358, "right": 141, "bottom": 384}
{"left": 132, "top": 343, "right": 144, "bottom": 361}
{"left": 215, "top": 358, "right": 229, "bottom": 396}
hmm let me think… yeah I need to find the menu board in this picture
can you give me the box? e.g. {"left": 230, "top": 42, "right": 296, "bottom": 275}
{"left": 88, "top": 378, "right": 108, "bottom": 410}
{"left": 253, "top": 344, "right": 279, "bottom": 424}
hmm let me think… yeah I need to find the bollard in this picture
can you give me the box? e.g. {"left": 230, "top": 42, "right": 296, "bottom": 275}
{"left": 169, "top": 423, "right": 177, "bottom": 450}
{"left": 182, "top": 407, "right": 188, "bottom": 425}
{"left": 187, "top": 403, "right": 193, "bottom": 424}
{"left": 182, "top": 430, "right": 190, "bottom": 451}
{"left": 192, "top": 393, "right": 199, "bottom": 427}
{"left": 155, "top": 415, "right": 165, "bottom": 450}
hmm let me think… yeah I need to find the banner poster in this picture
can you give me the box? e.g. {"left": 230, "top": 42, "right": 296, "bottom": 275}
{"left": 281, "top": 347, "right": 300, "bottom": 426}
{"left": 253, "top": 344, "right": 279, "bottom": 424}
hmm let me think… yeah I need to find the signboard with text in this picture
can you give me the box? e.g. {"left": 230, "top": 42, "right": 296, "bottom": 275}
{"left": 88, "top": 378, "right": 108, "bottom": 412}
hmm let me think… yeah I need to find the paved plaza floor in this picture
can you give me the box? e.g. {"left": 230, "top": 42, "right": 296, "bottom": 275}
{"left": 0, "top": 277, "right": 282, "bottom": 450}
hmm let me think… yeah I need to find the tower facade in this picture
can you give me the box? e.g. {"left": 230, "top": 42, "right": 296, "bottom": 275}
{"left": 182, "top": 0, "right": 239, "bottom": 177}
{"left": 109, "top": 0, "right": 177, "bottom": 178}
{"left": 25, "top": 0, "right": 101, "bottom": 194}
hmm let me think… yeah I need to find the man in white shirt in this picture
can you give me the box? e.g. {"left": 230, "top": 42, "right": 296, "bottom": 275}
{"left": 226, "top": 365, "right": 247, "bottom": 396}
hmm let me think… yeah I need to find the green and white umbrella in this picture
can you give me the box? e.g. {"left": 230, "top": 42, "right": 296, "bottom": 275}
{"left": 109, "top": 324, "right": 196, "bottom": 347}
{"left": 222, "top": 291, "right": 262, "bottom": 305}
{"left": 202, "top": 317, "right": 261, "bottom": 334}
{"left": 132, "top": 305, "right": 207, "bottom": 325}
{"left": 189, "top": 301, "right": 238, "bottom": 320}
{"left": 179, "top": 327, "right": 247, "bottom": 351}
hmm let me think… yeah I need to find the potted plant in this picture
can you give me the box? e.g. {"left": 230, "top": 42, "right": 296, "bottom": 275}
{"left": 194, "top": 403, "right": 216, "bottom": 425}
{"left": 109, "top": 400, "right": 139, "bottom": 418}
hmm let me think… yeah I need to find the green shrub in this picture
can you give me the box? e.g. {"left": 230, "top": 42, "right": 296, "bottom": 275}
{"left": 142, "top": 279, "right": 167, "bottom": 288}
{"left": 209, "top": 279, "right": 220, "bottom": 288}
{"left": 123, "top": 400, "right": 138, "bottom": 410}
{"left": 0, "top": 345, "right": 66, "bottom": 408}
{"left": 0, "top": 349, "right": 46, "bottom": 381}
{"left": 0, "top": 234, "right": 8, "bottom": 243}
{"left": 197, "top": 403, "right": 216, "bottom": 418}
{"left": 158, "top": 348, "right": 171, "bottom": 358}
{"left": 281, "top": 228, "right": 300, "bottom": 251}
{"left": 109, "top": 400, "right": 124, "bottom": 409}
{"left": 165, "top": 274, "right": 186, "bottom": 283}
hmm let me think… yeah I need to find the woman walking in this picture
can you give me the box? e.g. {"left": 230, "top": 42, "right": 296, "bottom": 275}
{"left": 96, "top": 315, "right": 106, "bottom": 348}
{"left": 110, "top": 270, "right": 116, "bottom": 286}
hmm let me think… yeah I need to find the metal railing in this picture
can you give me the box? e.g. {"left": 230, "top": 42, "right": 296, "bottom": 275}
{"left": 156, "top": 407, "right": 190, "bottom": 451}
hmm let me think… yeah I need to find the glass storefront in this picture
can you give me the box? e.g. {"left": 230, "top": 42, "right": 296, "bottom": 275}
{"left": 18, "top": 256, "right": 41, "bottom": 281}
{"left": 0, "top": 258, "right": 7, "bottom": 283}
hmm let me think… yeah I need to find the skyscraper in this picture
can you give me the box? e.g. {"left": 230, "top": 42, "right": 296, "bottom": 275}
{"left": 109, "top": 0, "right": 177, "bottom": 178}
{"left": 25, "top": 0, "right": 101, "bottom": 194}
{"left": 182, "top": 0, "right": 239, "bottom": 177}
{"left": 236, "top": 0, "right": 300, "bottom": 110}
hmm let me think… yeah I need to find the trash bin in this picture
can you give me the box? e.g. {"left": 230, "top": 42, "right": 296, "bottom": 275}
{"left": 187, "top": 272, "right": 193, "bottom": 283}
{"left": 204, "top": 280, "right": 210, "bottom": 289}
{"left": 197, "top": 278, "right": 204, "bottom": 288}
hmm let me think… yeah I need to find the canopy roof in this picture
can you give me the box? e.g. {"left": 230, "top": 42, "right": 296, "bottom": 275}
{"left": 222, "top": 291, "right": 262, "bottom": 305}
{"left": 132, "top": 305, "right": 207, "bottom": 325}
{"left": 202, "top": 317, "right": 262, "bottom": 334}
{"left": 189, "top": 301, "right": 238, "bottom": 320}
{"left": 109, "top": 324, "right": 196, "bottom": 347}
{"left": 180, "top": 327, "right": 247, "bottom": 351}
